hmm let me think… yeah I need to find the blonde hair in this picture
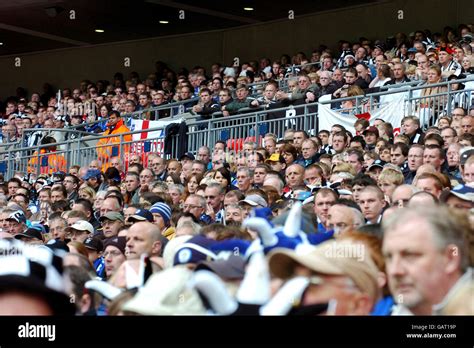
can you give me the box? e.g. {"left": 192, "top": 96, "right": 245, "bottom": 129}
{"left": 378, "top": 168, "right": 404, "bottom": 185}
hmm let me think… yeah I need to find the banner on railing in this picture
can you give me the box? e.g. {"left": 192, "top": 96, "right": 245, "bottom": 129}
{"left": 318, "top": 93, "right": 406, "bottom": 135}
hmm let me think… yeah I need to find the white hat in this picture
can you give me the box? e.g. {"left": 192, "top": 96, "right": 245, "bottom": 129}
{"left": 122, "top": 266, "right": 206, "bottom": 315}
{"left": 65, "top": 220, "right": 94, "bottom": 234}
{"left": 239, "top": 194, "right": 267, "bottom": 207}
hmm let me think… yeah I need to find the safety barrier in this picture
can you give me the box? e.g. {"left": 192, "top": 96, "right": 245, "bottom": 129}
{"left": 1, "top": 75, "right": 473, "bottom": 179}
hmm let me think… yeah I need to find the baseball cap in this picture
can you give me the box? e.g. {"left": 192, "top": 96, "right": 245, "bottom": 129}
{"left": 83, "top": 236, "right": 104, "bottom": 252}
{"left": 6, "top": 211, "right": 26, "bottom": 224}
{"left": 368, "top": 159, "right": 386, "bottom": 171}
{"left": 445, "top": 184, "right": 474, "bottom": 203}
{"left": 179, "top": 152, "right": 195, "bottom": 161}
{"left": 460, "top": 147, "right": 474, "bottom": 165}
{"left": 268, "top": 240, "right": 380, "bottom": 300}
{"left": 103, "top": 236, "right": 127, "bottom": 255}
{"left": 173, "top": 235, "right": 218, "bottom": 266}
{"left": 65, "top": 220, "right": 94, "bottom": 234}
{"left": 363, "top": 126, "right": 379, "bottom": 137}
{"left": 122, "top": 267, "right": 206, "bottom": 315}
{"left": 239, "top": 194, "right": 268, "bottom": 208}
{"left": 407, "top": 47, "right": 418, "bottom": 53}
{"left": 82, "top": 168, "right": 101, "bottom": 181}
{"left": 14, "top": 228, "right": 43, "bottom": 242}
{"left": 265, "top": 153, "right": 284, "bottom": 163}
{"left": 45, "top": 239, "right": 70, "bottom": 253}
{"left": 127, "top": 209, "right": 153, "bottom": 223}
{"left": 195, "top": 255, "right": 246, "bottom": 280}
{"left": 0, "top": 239, "right": 75, "bottom": 315}
{"left": 99, "top": 211, "right": 125, "bottom": 223}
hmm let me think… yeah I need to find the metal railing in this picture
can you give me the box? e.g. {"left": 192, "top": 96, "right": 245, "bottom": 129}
{"left": 1, "top": 74, "right": 472, "bottom": 179}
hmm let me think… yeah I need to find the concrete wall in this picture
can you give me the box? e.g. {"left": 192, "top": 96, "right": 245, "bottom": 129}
{"left": 0, "top": 0, "right": 471, "bottom": 99}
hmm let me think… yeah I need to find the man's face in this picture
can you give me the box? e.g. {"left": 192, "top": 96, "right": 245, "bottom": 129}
{"left": 51, "top": 190, "right": 65, "bottom": 203}
{"left": 462, "top": 163, "right": 474, "bottom": 184}
{"left": 438, "top": 51, "right": 451, "bottom": 65}
{"left": 318, "top": 132, "right": 329, "bottom": 145}
{"left": 347, "top": 154, "right": 363, "bottom": 173}
{"left": 304, "top": 167, "right": 321, "bottom": 186}
{"left": 212, "top": 152, "right": 225, "bottom": 170}
{"left": 408, "top": 147, "right": 424, "bottom": 171}
{"left": 461, "top": 117, "right": 473, "bottom": 134}
{"left": 108, "top": 114, "right": 119, "bottom": 127}
{"left": 265, "top": 139, "right": 276, "bottom": 155}
{"left": 167, "top": 161, "right": 180, "bottom": 175}
{"left": 38, "top": 191, "right": 51, "bottom": 203}
{"left": 70, "top": 229, "right": 89, "bottom": 243}
{"left": 402, "top": 120, "right": 418, "bottom": 136}
{"left": 327, "top": 206, "right": 354, "bottom": 234}
{"left": 104, "top": 245, "right": 126, "bottom": 278}
{"left": 199, "top": 92, "right": 211, "bottom": 104}
{"left": 219, "top": 91, "right": 231, "bottom": 104}
{"left": 205, "top": 187, "right": 223, "bottom": 211}
{"left": 191, "top": 163, "right": 205, "bottom": 176}
{"left": 183, "top": 197, "right": 205, "bottom": 219}
{"left": 253, "top": 167, "right": 267, "bottom": 185}
{"left": 392, "top": 64, "right": 404, "bottom": 79}
{"left": 5, "top": 220, "right": 23, "bottom": 235}
{"left": 102, "top": 219, "right": 122, "bottom": 239}
{"left": 441, "top": 128, "right": 457, "bottom": 149}
{"left": 415, "top": 178, "right": 441, "bottom": 198}
{"left": 236, "top": 171, "right": 252, "bottom": 192}
{"left": 89, "top": 160, "right": 100, "bottom": 170}
{"left": 285, "top": 165, "right": 304, "bottom": 188}
{"left": 236, "top": 88, "right": 248, "bottom": 100}
{"left": 344, "top": 72, "right": 356, "bottom": 85}
{"left": 301, "top": 141, "right": 317, "bottom": 160}
{"left": 332, "top": 136, "right": 345, "bottom": 153}
{"left": 446, "top": 195, "right": 473, "bottom": 211}
{"left": 390, "top": 147, "right": 406, "bottom": 166}
{"left": 8, "top": 182, "right": 19, "bottom": 196}
{"left": 378, "top": 180, "right": 397, "bottom": 200}
{"left": 126, "top": 224, "right": 154, "bottom": 260}
{"left": 198, "top": 149, "right": 210, "bottom": 163}
{"left": 151, "top": 158, "right": 166, "bottom": 175}
{"left": 152, "top": 93, "right": 164, "bottom": 105}
{"left": 247, "top": 154, "right": 260, "bottom": 170}
{"left": 138, "top": 95, "right": 149, "bottom": 107}
{"left": 364, "top": 132, "right": 377, "bottom": 145}
{"left": 50, "top": 220, "right": 67, "bottom": 240}
{"left": 313, "top": 193, "right": 337, "bottom": 224}
{"left": 63, "top": 176, "right": 77, "bottom": 193}
{"left": 423, "top": 148, "right": 444, "bottom": 171}
{"left": 359, "top": 190, "right": 385, "bottom": 223}
{"left": 264, "top": 85, "right": 277, "bottom": 100}
{"left": 445, "top": 146, "right": 459, "bottom": 167}
{"left": 100, "top": 198, "right": 120, "bottom": 217}
{"left": 383, "top": 219, "right": 454, "bottom": 314}
{"left": 225, "top": 207, "right": 243, "bottom": 224}
{"left": 125, "top": 175, "right": 139, "bottom": 192}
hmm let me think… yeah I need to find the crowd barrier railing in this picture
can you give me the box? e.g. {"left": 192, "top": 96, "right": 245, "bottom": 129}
{"left": 1, "top": 75, "right": 472, "bottom": 179}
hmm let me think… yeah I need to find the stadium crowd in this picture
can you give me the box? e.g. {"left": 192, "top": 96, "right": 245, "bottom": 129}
{"left": 0, "top": 24, "right": 473, "bottom": 316}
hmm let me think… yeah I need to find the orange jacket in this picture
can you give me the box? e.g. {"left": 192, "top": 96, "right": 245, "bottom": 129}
{"left": 97, "top": 119, "right": 132, "bottom": 171}
{"left": 27, "top": 149, "right": 67, "bottom": 175}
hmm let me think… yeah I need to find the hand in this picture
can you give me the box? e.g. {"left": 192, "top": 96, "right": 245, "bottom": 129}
{"left": 305, "top": 92, "right": 315, "bottom": 103}
{"left": 205, "top": 204, "right": 215, "bottom": 220}
{"left": 250, "top": 100, "right": 259, "bottom": 107}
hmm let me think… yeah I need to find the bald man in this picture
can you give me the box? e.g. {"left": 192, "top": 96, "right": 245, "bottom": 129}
{"left": 126, "top": 222, "right": 168, "bottom": 263}
{"left": 327, "top": 204, "right": 364, "bottom": 235}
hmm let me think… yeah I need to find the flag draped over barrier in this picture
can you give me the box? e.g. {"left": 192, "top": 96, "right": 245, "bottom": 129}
{"left": 318, "top": 92, "right": 407, "bottom": 135}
